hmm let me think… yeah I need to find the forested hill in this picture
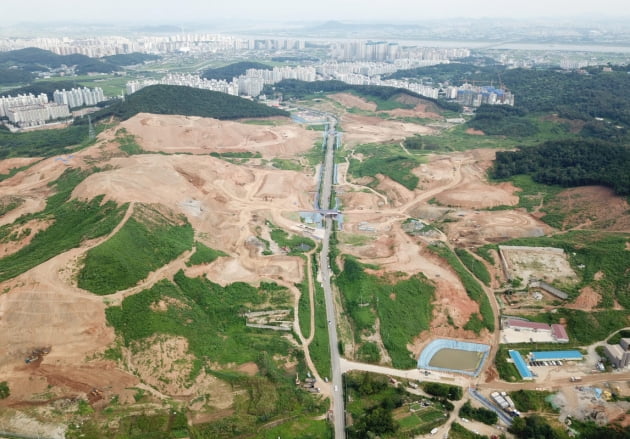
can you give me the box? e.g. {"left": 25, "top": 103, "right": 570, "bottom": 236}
{"left": 201, "top": 62, "right": 272, "bottom": 81}
{"left": 502, "top": 68, "right": 630, "bottom": 126}
{"left": 102, "top": 53, "right": 160, "bottom": 66}
{"left": 91, "top": 85, "right": 288, "bottom": 122}
{"left": 0, "top": 47, "right": 121, "bottom": 75}
{"left": 267, "top": 79, "right": 459, "bottom": 111}
{"left": 492, "top": 140, "right": 630, "bottom": 196}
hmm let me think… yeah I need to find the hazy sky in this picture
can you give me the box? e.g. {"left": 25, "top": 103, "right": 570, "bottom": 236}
{"left": 4, "top": 0, "right": 630, "bottom": 24}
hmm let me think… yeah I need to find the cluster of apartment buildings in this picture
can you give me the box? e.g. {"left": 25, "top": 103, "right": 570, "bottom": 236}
{"left": 126, "top": 66, "right": 317, "bottom": 98}
{"left": 329, "top": 41, "right": 470, "bottom": 62}
{"left": 126, "top": 74, "right": 239, "bottom": 96}
{"left": 0, "top": 93, "right": 69, "bottom": 127}
{"left": 53, "top": 87, "right": 106, "bottom": 108}
{"left": 0, "top": 35, "right": 308, "bottom": 57}
{"left": 450, "top": 84, "right": 515, "bottom": 107}
{"left": 1, "top": 87, "right": 106, "bottom": 128}
{"left": 0, "top": 33, "right": 468, "bottom": 61}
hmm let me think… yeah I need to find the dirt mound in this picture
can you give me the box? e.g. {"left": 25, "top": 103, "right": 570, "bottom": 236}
{"left": 444, "top": 210, "right": 551, "bottom": 247}
{"left": 329, "top": 93, "right": 377, "bottom": 111}
{"left": 340, "top": 114, "right": 435, "bottom": 147}
{"left": 465, "top": 128, "right": 485, "bottom": 135}
{"left": 121, "top": 113, "right": 318, "bottom": 158}
{"left": 0, "top": 157, "right": 41, "bottom": 175}
{"left": 435, "top": 181, "right": 518, "bottom": 208}
{"left": 432, "top": 149, "right": 519, "bottom": 209}
{"left": 566, "top": 286, "right": 601, "bottom": 311}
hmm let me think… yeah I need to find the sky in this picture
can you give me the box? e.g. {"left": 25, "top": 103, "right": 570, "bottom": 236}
{"left": 3, "top": 0, "right": 630, "bottom": 24}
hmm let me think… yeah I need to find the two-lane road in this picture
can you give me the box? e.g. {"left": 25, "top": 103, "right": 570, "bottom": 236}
{"left": 317, "top": 118, "right": 346, "bottom": 438}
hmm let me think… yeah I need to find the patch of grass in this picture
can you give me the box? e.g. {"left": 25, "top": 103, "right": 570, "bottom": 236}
{"left": 115, "top": 128, "right": 145, "bottom": 155}
{"left": 304, "top": 141, "right": 325, "bottom": 166}
{"left": 196, "top": 351, "right": 328, "bottom": 438}
{"left": 455, "top": 248, "right": 491, "bottom": 286}
{"left": 187, "top": 241, "right": 227, "bottom": 266}
{"left": 339, "top": 233, "right": 373, "bottom": 246}
{"left": 0, "top": 162, "right": 39, "bottom": 182}
{"left": 0, "top": 168, "right": 127, "bottom": 283}
{"left": 348, "top": 143, "right": 421, "bottom": 190}
{"left": 509, "top": 390, "right": 558, "bottom": 413}
{"left": 209, "top": 151, "right": 262, "bottom": 159}
{"left": 310, "top": 257, "right": 331, "bottom": 378}
{"left": 240, "top": 119, "right": 284, "bottom": 126}
{"left": 449, "top": 422, "right": 487, "bottom": 439}
{"left": 271, "top": 158, "right": 303, "bottom": 171}
{"left": 78, "top": 205, "right": 194, "bottom": 295}
{"left": 336, "top": 256, "right": 435, "bottom": 368}
{"left": 306, "top": 124, "right": 327, "bottom": 131}
{"left": 0, "top": 196, "right": 23, "bottom": 216}
{"left": 269, "top": 224, "right": 315, "bottom": 254}
{"left": 296, "top": 259, "right": 311, "bottom": 340}
{"left": 428, "top": 244, "right": 495, "bottom": 333}
{"left": 357, "top": 342, "right": 381, "bottom": 363}
{"left": 495, "top": 345, "right": 522, "bottom": 382}
{"left": 254, "top": 417, "right": 332, "bottom": 438}
{"left": 106, "top": 272, "right": 293, "bottom": 365}
{"left": 475, "top": 246, "right": 496, "bottom": 265}
{"left": 506, "top": 175, "right": 565, "bottom": 218}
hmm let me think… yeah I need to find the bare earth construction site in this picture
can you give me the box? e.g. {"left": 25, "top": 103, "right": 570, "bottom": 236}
{"left": 1, "top": 92, "right": 629, "bottom": 438}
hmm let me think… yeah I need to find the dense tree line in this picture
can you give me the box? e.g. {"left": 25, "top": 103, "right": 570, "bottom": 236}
{"left": 345, "top": 373, "right": 401, "bottom": 439}
{"left": 3, "top": 80, "right": 86, "bottom": 99}
{"left": 509, "top": 415, "right": 568, "bottom": 439}
{"left": 467, "top": 104, "right": 539, "bottom": 137}
{"left": 493, "top": 140, "right": 630, "bottom": 195}
{"left": 90, "top": 85, "right": 288, "bottom": 123}
{"left": 268, "top": 79, "right": 460, "bottom": 111}
{"left": 387, "top": 62, "right": 630, "bottom": 137}
{"left": 0, "top": 68, "right": 34, "bottom": 85}
{"left": 102, "top": 53, "right": 160, "bottom": 66}
{"left": 201, "top": 62, "right": 272, "bottom": 81}
{"left": 0, "top": 47, "right": 121, "bottom": 75}
{"left": 420, "top": 382, "right": 463, "bottom": 401}
{"left": 459, "top": 401, "right": 498, "bottom": 425}
{"left": 0, "top": 125, "right": 88, "bottom": 159}
{"left": 502, "top": 67, "right": 630, "bottom": 127}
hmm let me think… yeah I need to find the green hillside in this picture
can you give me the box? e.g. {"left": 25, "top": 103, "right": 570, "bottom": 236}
{"left": 102, "top": 53, "right": 160, "bottom": 66}
{"left": 91, "top": 84, "right": 288, "bottom": 122}
{"left": 493, "top": 140, "right": 630, "bottom": 196}
{"left": 201, "top": 61, "right": 272, "bottom": 81}
{"left": 0, "top": 47, "right": 121, "bottom": 75}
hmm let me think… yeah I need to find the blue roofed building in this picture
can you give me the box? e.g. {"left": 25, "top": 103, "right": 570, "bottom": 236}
{"left": 509, "top": 350, "right": 534, "bottom": 380}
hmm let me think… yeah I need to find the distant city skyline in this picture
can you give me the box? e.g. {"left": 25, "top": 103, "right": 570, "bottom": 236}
{"left": 3, "top": 0, "right": 630, "bottom": 25}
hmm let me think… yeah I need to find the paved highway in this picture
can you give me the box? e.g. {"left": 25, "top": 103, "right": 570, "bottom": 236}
{"left": 317, "top": 119, "right": 346, "bottom": 439}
